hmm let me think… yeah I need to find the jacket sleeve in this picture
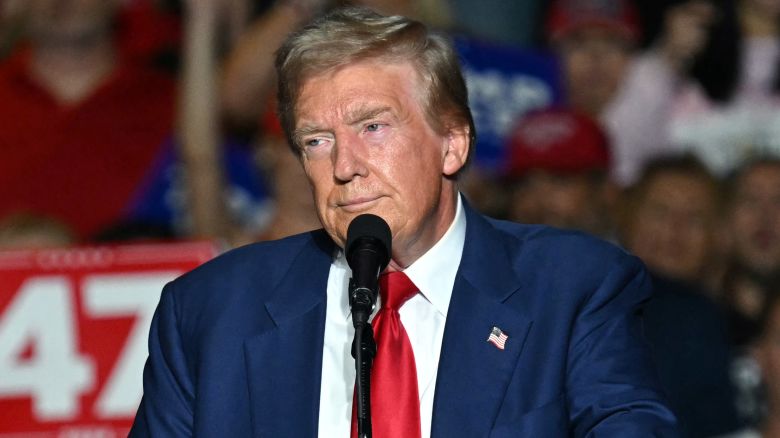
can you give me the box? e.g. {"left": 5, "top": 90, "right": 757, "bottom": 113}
{"left": 565, "top": 255, "right": 680, "bottom": 437}
{"left": 129, "top": 282, "right": 195, "bottom": 437}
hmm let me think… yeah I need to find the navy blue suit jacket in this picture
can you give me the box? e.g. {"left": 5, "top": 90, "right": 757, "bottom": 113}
{"left": 130, "top": 205, "right": 679, "bottom": 437}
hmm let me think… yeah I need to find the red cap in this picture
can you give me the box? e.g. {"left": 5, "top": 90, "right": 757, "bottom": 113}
{"left": 546, "top": 0, "right": 641, "bottom": 43}
{"left": 504, "top": 107, "right": 611, "bottom": 178}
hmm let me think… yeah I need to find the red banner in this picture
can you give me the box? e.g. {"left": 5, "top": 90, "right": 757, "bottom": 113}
{"left": 0, "top": 242, "right": 218, "bottom": 437}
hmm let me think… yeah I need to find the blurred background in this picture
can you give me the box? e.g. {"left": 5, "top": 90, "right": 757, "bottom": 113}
{"left": 0, "top": 0, "right": 779, "bottom": 437}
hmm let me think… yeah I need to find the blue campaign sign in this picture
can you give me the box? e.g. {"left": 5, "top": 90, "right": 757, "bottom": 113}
{"left": 125, "top": 138, "right": 272, "bottom": 236}
{"left": 454, "top": 36, "right": 563, "bottom": 172}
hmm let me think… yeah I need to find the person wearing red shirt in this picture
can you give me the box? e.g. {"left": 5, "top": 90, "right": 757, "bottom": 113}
{"left": 0, "top": 0, "right": 175, "bottom": 241}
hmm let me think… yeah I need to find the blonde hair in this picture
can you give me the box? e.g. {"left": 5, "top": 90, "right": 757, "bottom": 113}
{"left": 274, "top": 7, "right": 475, "bottom": 166}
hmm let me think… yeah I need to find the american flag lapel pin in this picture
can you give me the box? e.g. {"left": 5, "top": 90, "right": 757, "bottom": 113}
{"left": 487, "top": 326, "right": 509, "bottom": 350}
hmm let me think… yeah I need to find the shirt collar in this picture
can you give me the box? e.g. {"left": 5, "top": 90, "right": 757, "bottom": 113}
{"left": 403, "top": 194, "right": 466, "bottom": 317}
{"left": 333, "top": 194, "right": 467, "bottom": 320}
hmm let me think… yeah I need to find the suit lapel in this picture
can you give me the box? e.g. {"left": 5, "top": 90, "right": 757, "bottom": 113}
{"left": 243, "top": 231, "right": 334, "bottom": 437}
{"left": 431, "top": 206, "right": 533, "bottom": 437}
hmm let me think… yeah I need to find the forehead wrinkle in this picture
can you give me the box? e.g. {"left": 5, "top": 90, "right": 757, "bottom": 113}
{"left": 294, "top": 60, "right": 427, "bottom": 137}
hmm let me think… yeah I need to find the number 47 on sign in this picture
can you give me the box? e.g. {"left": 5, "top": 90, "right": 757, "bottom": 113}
{"left": 0, "top": 243, "right": 215, "bottom": 435}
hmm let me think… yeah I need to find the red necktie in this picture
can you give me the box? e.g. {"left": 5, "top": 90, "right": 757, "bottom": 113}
{"left": 351, "top": 271, "right": 422, "bottom": 438}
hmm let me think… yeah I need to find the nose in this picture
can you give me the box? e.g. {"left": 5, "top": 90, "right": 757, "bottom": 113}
{"left": 332, "top": 133, "right": 369, "bottom": 182}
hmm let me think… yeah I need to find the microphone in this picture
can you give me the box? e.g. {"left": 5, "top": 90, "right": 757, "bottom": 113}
{"left": 346, "top": 214, "right": 391, "bottom": 438}
{"left": 346, "top": 214, "right": 391, "bottom": 328}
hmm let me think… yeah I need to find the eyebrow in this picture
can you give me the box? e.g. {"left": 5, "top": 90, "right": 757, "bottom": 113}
{"left": 345, "top": 105, "right": 393, "bottom": 126}
{"left": 292, "top": 126, "right": 325, "bottom": 142}
{"left": 292, "top": 105, "right": 394, "bottom": 144}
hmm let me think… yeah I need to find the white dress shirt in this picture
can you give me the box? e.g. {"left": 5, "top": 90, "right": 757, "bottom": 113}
{"left": 317, "top": 195, "right": 467, "bottom": 438}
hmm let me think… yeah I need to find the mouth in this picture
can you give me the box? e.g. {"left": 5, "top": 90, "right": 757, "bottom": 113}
{"left": 336, "top": 196, "right": 382, "bottom": 213}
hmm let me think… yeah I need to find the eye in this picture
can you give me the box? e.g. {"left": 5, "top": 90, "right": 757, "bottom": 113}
{"left": 299, "top": 135, "right": 333, "bottom": 160}
{"left": 305, "top": 138, "right": 323, "bottom": 148}
{"left": 302, "top": 136, "right": 331, "bottom": 150}
{"left": 365, "top": 123, "right": 387, "bottom": 133}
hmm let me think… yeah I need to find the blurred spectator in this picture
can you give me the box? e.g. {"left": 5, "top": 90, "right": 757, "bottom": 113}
{"left": 722, "top": 158, "right": 780, "bottom": 345}
{"left": 546, "top": 0, "right": 641, "bottom": 117}
{"left": 727, "top": 282, "right": 780, "bottom": 437}
{"left": 619, "top": 156, "right": 743, "bottom": 436}
{"left": 729, "top": 158, "right": 780, "bottom": 281}
{"left": 643, "top": 274, "right": 742, "bottom": 438}
{"left": 503, "top": 108, "right": 742, "bottom": 435}
{"left": 543, "top": 0, "right": 675, "bottom": 189}
{"left": 717, "top": 157, "right": 780, "bottom": 428}
{"left": 503, "top": 107, "right": 617, "bottom": 238}
{"left": 608, "top": 0, "right": 780, "bottom": 185}
{"left": 616, "top": 153, "right": 747, "bottom": 435}
{"left": 0, "top": 0, "right": 176, "bottom": 241}
{"left": 618, "top": 154, "right": 724, "bottom": 291}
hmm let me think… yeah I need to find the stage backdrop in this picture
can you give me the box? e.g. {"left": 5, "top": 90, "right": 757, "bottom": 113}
{"left": 0, "top": 242, "right": 218, "bottom": 437}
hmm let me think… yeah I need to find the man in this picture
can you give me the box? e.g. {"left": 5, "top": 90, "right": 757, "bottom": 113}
{"left": 618, "top": 156, "right": 741, "bottom": 436}
{"left": 545, "top": 0, "right": 676, "bottom": 187}
{"left": 727, "top": 158, "right": 780, "bottom": 288}
{"left": 503, "top": 107, "right": 616, "bottom": 239}
{"left": 131, "top": 7, "right": 678, "bottom": 437}
{"left": 722, "top": 158, "right": 780, "bottom": 345}
{"left": 0, "top": 0, "right": 175, "bottom": 240}
{"left": 619, "top": 154, "right": 723, "bottom": 290}
{"left": 546, "top": 0, "right": 640, "bottom": 118}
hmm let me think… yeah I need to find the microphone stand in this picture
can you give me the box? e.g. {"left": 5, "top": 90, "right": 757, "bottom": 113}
{"left": 350, "top": 278, "right": 377, "bottom": 438}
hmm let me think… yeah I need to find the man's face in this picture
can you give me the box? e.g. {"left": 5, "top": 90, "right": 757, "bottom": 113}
{"left": 558, "top": 28, "right": 632, "bottom": 115}
{"left": 26, "top": 0, "right": 118, "bottom": 43}
{"left": 294, "top": 59, "right": 469, "bottom": 267}
{"left": 507, "top": 171, "right": 607, "bottom": 235}
{"left": 730, "top": 163, "right": 780, "bottom": 275}
{"left": 626, "top": 172, "right": 717, "bottom": 282}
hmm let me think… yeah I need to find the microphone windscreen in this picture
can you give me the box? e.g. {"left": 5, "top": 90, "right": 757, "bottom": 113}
{"left": 346, "top": 214, "right": 391, "bottom": 267}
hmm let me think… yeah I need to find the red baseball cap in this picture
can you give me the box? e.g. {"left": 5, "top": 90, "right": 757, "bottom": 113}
{"left": 546, "top": 0, "right": 641, "bottom": 43}
{"left": 504, "top": 107, "right": 611, "bottom": 178}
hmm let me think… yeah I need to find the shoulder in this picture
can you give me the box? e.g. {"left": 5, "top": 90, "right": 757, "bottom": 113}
{"left": 644, "top": 275, "right": 729, "bottom": 339}
{"left": 461, "top": 209, "right": 649, "bottom": 318}
{"left": 484, "top": 216, "right": 642, "bottom": 283}
{"left": 648, "top": 275, "right": 722, "bottom": 312}
{"left": 166, "top": 229, "right": 331, "bottom": 307}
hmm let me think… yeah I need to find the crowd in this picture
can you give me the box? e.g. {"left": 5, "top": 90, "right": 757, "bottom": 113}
{"left": 0, "top": 0, "right": 779, "bottom": 436}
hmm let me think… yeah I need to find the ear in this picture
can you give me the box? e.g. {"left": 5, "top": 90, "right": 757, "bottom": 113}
{"left": 442, "top": 123, "right": 470, "bottom": 177}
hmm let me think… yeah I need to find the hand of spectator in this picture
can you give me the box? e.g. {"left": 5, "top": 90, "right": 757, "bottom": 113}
{"left": 658, "top": 0, "right": 716, "bottom": 72}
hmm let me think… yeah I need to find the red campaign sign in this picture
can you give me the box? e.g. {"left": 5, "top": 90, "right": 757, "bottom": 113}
{"left": 0, "top": 242, "right": 218, "bottom": 437}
